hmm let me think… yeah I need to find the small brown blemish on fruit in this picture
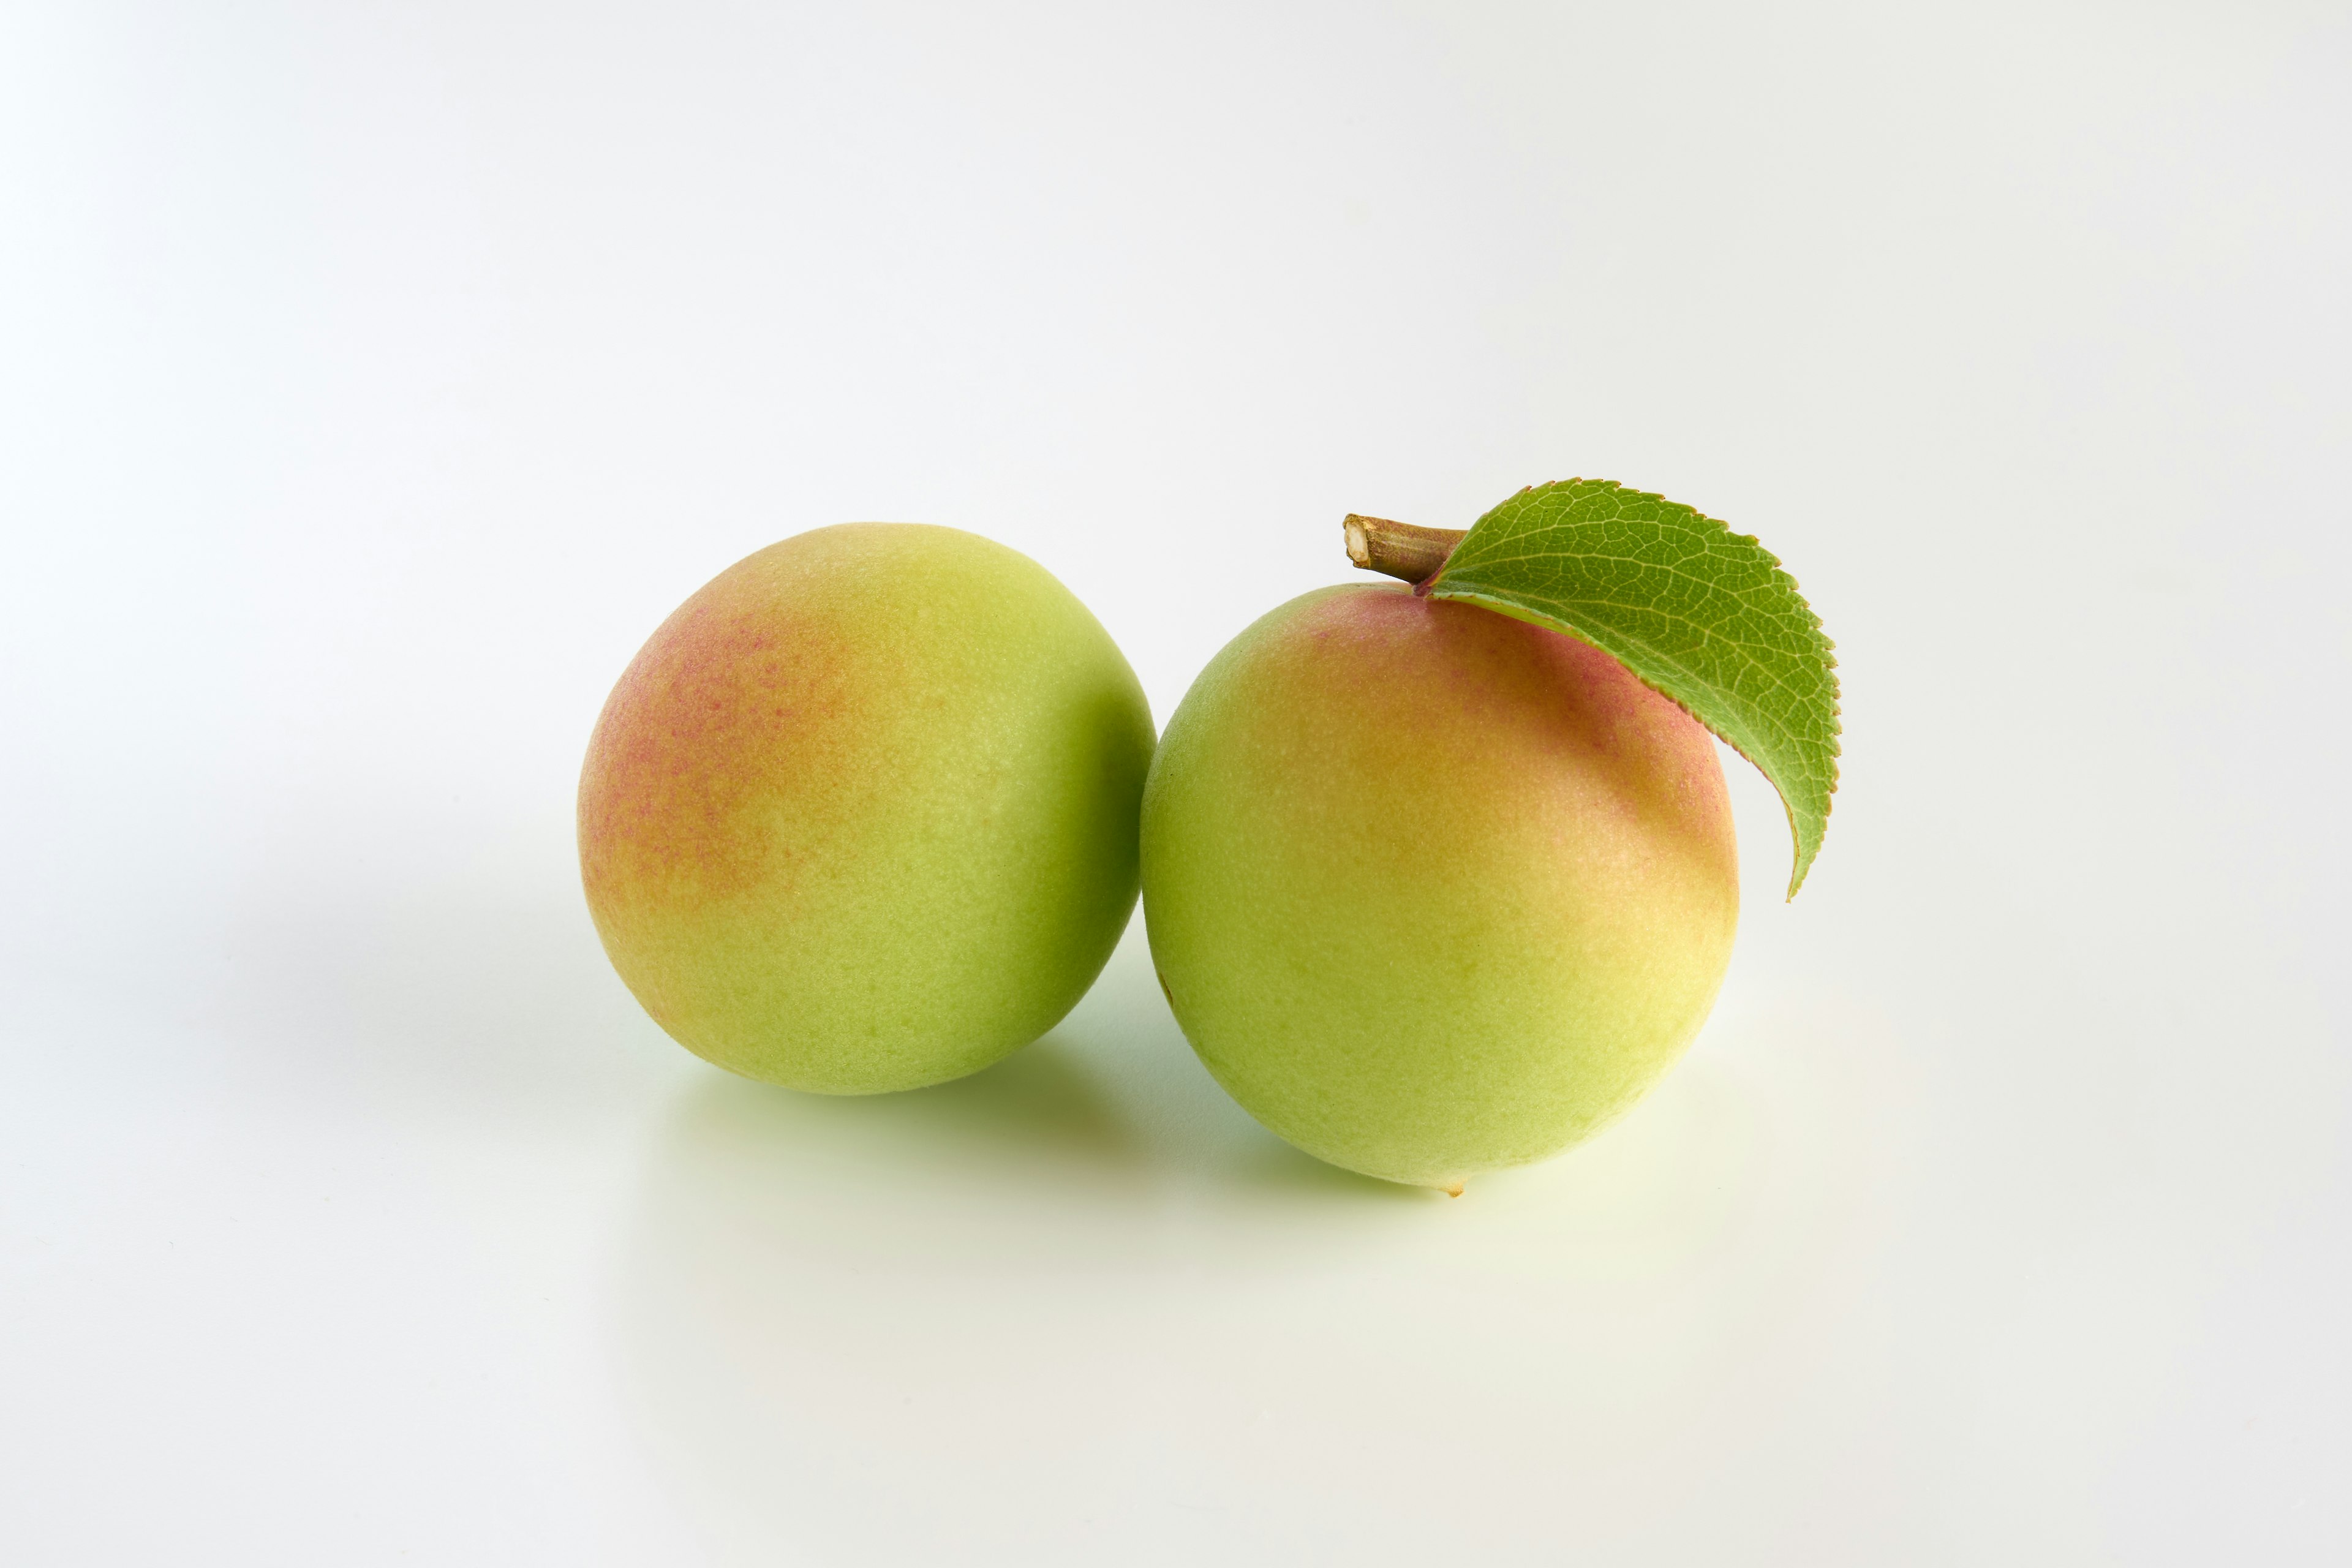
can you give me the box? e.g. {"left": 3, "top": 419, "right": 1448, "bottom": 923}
{"left": 1155, "top": 968, "right": 1175, "bottom": 1010}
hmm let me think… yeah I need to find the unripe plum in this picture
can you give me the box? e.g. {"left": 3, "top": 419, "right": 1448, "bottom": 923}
{"left": 1139, "top": 584, "right": 1738, "bottom": 1190}
{"left": 580, "top": 524, "right": 1155, "bottom": 1093}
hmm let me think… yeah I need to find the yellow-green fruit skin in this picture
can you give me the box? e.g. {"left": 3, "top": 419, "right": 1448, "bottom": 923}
{"left": 1139, "top": 585, "right": 1739, "bottom": 1188}
{"left": 579, "top": 524, "right": 1155, "bottom": 1093}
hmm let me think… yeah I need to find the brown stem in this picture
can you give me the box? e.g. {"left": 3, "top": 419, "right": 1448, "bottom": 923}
{"left": 1343, "top": 514, "right": 1467, "bottom": 589}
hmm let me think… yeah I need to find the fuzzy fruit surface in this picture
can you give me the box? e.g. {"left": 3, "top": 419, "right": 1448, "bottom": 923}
{"left": 1140, "top": 585, "right": 1738, "bottom": 1189}
{"left": 579, "top": 524, "right": 1155, "bottom": 1093}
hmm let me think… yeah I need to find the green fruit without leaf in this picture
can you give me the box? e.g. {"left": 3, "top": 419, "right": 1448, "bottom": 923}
{"left": 579, "top": 523, "right": 1155, "bottom": 1093}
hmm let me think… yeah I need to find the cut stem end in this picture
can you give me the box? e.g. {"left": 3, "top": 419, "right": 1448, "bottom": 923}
{"left": 1343, "top": 514, "right": 1468, "bottom": 587}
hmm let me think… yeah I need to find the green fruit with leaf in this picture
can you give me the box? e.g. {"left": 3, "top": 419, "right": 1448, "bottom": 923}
{"left": 1139, "top": 480, "right": 1840, "bottom": 1193}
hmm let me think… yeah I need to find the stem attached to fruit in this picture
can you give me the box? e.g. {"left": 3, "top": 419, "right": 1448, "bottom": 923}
{"left": 1343, "top": 514, "right": 1468, "bottom": 592}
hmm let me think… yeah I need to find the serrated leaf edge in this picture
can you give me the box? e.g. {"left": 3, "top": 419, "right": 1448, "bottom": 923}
{"left": 1429, "top": 480, "right": 1842, "bottom": 900}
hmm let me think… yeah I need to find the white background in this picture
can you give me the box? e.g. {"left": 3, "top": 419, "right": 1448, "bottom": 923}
{"left": 4, "top": 2, "right": 2347, "bottom": 1562}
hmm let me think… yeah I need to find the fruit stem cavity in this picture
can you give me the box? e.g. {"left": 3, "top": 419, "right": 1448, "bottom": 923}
{"left": 1343, "top": 514, "right": 1466, "bottom": 591}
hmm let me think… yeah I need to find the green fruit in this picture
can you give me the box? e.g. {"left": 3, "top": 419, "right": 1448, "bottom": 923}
{"left": 1140, "top": 584, "right": 1738, "bottom": 1191}
{"left": 579, "top": 524, "right": 1155, "bottom": 1093}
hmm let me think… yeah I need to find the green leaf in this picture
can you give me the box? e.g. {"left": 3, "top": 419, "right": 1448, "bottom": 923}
{"left": 1428, "top": 479, "right": 1841, "bottom": 899}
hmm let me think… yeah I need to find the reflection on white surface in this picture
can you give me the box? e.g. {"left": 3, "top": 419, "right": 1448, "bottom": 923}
{"left": 612, "top": 925, "right": 1915, "bottom": 1563}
